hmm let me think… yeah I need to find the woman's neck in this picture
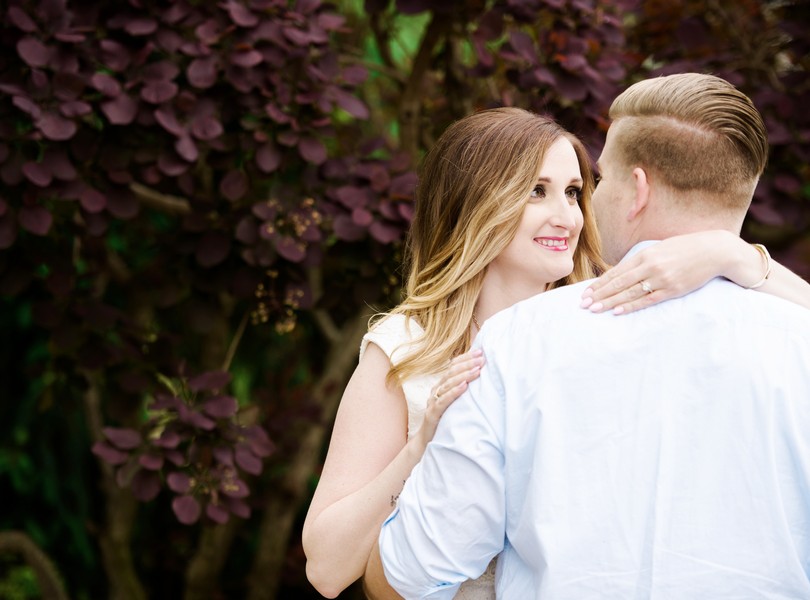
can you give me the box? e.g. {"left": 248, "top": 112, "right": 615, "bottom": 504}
{"left": 474, "top": 273, "right": 549, "bottom": 326}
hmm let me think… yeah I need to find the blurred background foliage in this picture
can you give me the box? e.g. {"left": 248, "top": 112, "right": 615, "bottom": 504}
{"left": 0, "top": 0, "right": 808, "bottom": 598}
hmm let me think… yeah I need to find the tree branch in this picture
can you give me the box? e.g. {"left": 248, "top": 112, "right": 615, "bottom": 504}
{"left": 0, "top": 531, "right": 69, "bottom": 600}
{"left": 398, "top": 13, "right": 451, "bottom": 163}
{"left": 129, "top": 182, "right": 192, "bottom": 215}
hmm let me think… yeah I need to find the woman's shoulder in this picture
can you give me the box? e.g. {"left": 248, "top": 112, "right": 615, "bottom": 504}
{"left": 359, "top": 313, "right": 424, "bottom": 362}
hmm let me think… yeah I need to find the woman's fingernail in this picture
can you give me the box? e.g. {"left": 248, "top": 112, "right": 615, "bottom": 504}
{"left": 613, "top": 306, "right": 625, "bottom": 315}
{"left": 588, "top": 302, "right": 603, "bottom": 312}
{"left": 580, "top": 296, "right": 593, "bottom": 308}
{"left": 582, "top": 287, "right": 593, "bottom": 297}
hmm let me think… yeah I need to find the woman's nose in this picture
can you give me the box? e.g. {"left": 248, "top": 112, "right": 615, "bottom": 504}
{"left": 550, "top": 197, "right": 577, "bottom": 230}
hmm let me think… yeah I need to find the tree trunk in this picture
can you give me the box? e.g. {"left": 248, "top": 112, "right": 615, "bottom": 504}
{"left": 83, "top": 375, "right": 147, "bottom": 600}
{"left": 246, "top": 310, "right": 371, "bottom": 600}
{"left": 182, "top": 521, "right": 240, "bottom": 600}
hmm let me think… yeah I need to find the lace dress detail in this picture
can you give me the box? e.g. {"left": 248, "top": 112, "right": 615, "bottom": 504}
{"left": 360, "top": 314, "right": 497, "bottom": 599}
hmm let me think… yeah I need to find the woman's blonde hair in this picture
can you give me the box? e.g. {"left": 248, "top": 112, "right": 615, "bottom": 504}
{"left": 380, "top": 107, "right": 606, "bottom": 384}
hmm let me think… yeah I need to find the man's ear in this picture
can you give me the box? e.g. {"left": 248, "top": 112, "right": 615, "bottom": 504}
{"left": 626, "top": 167, "right": 650, "bottom": 222}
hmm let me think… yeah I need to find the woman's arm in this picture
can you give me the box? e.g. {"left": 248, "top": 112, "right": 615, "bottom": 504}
{"left": 302, "top": 344, "right": 483, "bottom": 598}
{"left": 580, "top": 230, "right": 810, "bottom": 314}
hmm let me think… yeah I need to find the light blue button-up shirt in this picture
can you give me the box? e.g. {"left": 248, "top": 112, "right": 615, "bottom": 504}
{"left": 379, "top": 242, "right": 810, "bottom": 599}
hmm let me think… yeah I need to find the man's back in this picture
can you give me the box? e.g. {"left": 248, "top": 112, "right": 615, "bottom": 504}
{"left": 487, "top": 271, "right": 810, "bottom": 598}
{"left": 380, "top": 255, "right": 810, "bottom": 599}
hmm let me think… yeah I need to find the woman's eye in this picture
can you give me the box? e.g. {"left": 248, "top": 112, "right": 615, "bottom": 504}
{"left": 530, "top": 185, "right": 545, "bottom": 199}
{"left": 594, "top": 175, "right": 602, "bottom": 185}
{"left": 566, "top": 187, "right": 582, "bottom": 203}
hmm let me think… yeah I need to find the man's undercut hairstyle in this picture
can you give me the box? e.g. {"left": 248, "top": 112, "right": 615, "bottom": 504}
{"left": 609, "top": 73, "right": 768, "bottom": 208}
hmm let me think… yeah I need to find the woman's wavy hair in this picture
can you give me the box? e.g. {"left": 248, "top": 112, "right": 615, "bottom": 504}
{"left": 382, "top": 107, "right": 606, "bottom": 384}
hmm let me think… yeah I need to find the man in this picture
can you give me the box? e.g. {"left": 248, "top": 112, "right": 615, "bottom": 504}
{"left": 367, "top": 73, "right": 810, "bottom": 598}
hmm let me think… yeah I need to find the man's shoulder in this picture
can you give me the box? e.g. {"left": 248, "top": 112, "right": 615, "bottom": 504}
{"left": 478, "top": 280, "right": 595, "bottom": 347}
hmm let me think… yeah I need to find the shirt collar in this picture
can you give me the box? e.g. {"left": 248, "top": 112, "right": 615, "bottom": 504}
{"left": 620, "top": 240, "right": 661, "bottom": 264}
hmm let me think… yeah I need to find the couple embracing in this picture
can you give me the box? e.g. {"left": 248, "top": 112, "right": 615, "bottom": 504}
{"left": 307, "top": 73, "right": 810, "bottom": 599}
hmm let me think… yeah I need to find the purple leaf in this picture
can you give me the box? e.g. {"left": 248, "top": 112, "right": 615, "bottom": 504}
{"left": 172, "top": 495, "right": 202, "bottom": 524}
{"left": 17, "top": 37, "right": 51, "bottom": 67}
{"left": 298, "top": 137, "right": 327, "bottom": 164}
{"left": 91, "top": 73, "right": 122, "bottom": 97}
{"left": 141, "top": 81, "right": 178, "bottom": 104}
{"left": 206, "top": 502, "right": 230, "bottom": 524}
{"left": 214, "top": 446, "right": 234, "bottom": 466}
{"left": 264, "top": 103, "right": 291, "bottom": 124}
{"left": 255, "top": 143, "right": 281, "bottom": 173}
{"left": 91, "top": 441, "right": 129, "bottom": 465}
{"left": 219, "top": 170, "right": 248, "bottom": 201}
{"left": 195, "top": 231, "right": 231, "bottom": 267}
{"left": 221, "top": 477, "right": 249, "bottom": 498}
{"left": 175, "top": 135, "right": 199, "bottom": 162}
{"left": 36, "top": 112, "right": 77, "bottom": 141}
{"left": 53, "top": 71, "right": 84, "bottom": 100}
{"left": 335, "top": 185, "right": 369, "bottom": 209}
{"left": 190, "top": 115, "right": 223, "bottom": 141}
{"left": 283, "top": 26, "right": 311, "bottom": 46}
{"left": 103, "top": 426, "right": 143, "bottom": 450}
{"left": 332, "top": 88, "right": 369, "bottom": 119}
{"left": 333, "top": 213, "right": 366, "bottom": 241}
{"left": 100, "top": 40, "right": 131, "bottom": 71}
{"left": 235, "top": 445, "right": 262, "bottom": 475}
{"left": 187, "top": 57, "right": 218, "bottom": 89}
{"left": 106, "top": 189, "right": 139, "bottom": 220}
{"left": 187, "top": 370, "right": 231, "bottom": 392}
{"left": 154, "top": 107, "right": 184, "bottom": 136}
{"left": 224, "top": 497, "right": 250, "bottom": 519}
{"left": 80, "top": 187, "right": 106, "bottom": 213}
{"left": 12, "top": 96, "right": 41, "bottom": 118}
{"left": 143, "top": 60, "right": 180, "bottom": 82}
{"left": 557, "top": 73, "right": 588, "bottom": 102}
{"left": 389, "top": 172, "right": 418, "bottom": 198}
{"left": 188, "top": 411, "right": 216, "bottom": 430}
{"left": 131, "top": 469, "right": 161, "bottom": 501}
{"left": 369, "top": 221, "right": 401, "bottom": 244}
{"left": 274, "top": 236, "right": 306, "bottom": 262}
{"left": 125, "top": 18, "right": 158, "bottom": 36}
{"left": 509, "top": 31, "right": 536, "bottom": 63}
{"left": 18, "top": 205, "right": 52, "bottom": 236}
{"left": 317, "top": 12, "right": 346, "bottom": 31}
{"left": 341, "top": 65, "right": 368, "bottom": 85}
{"left": 101, "top": 94, "right": 139, "bottom": 125}
{"left": 245, "top": 426, "right": 275, "bottom": 458}
{"left": 165, "top": 449, "right": 185, "bottom": 466}
{"left": 203, "top": 395, "right": 238, "bottom": 419}
{"left": 230, "top": 49, "right": 263, "bottom": 68}
{"left": 226, "top": 1, "right": 259, "bottom": 27}
{"left": 352, "top": 208, "right": 373, "bottom": 226}
{"left": 154, "top": 430, "right": 182, "bottom": 449}
{"left": 167, "top": 472, "right": 192, "bottom": 494}
{"left": 235, "top": 216, "right": 259, "bottom": 244}
{"left": 22, "top": 162, "right": 52, "bottom": 187}
{"left": 138, "top": 453, "right": 164, "bottom": 471}
{"left": 0, "top": 212, "right": 16, "bottom": 249}
{"left": 157, "top": 153, "right": 189, "bottom": 176}
{"left": 59, "top": 100, "right": 92, "bottom": 117}
{"left": 8, "top": 7, "right": 38, "bottom": 32}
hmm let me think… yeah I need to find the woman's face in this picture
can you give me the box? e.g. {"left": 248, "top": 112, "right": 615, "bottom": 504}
{"left": 486, "top": 137, "right": 584, "bottom": 298}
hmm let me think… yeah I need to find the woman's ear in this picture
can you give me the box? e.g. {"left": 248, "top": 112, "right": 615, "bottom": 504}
{"left": 626, "top": 167, "right": 650, "bottom": 222}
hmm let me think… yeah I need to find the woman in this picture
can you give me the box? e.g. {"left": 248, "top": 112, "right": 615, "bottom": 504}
{"left": 303, "top": 108, "right": 810, "bottom": 599}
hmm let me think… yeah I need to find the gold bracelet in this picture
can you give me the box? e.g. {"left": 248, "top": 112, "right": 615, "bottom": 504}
{"left": 747, "top": 243, "right": 772, "bottom": 289}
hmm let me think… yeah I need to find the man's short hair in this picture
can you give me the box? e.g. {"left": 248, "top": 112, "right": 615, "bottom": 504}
{"left": 609, "top": 73, "right": 768, "bottom": 208}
